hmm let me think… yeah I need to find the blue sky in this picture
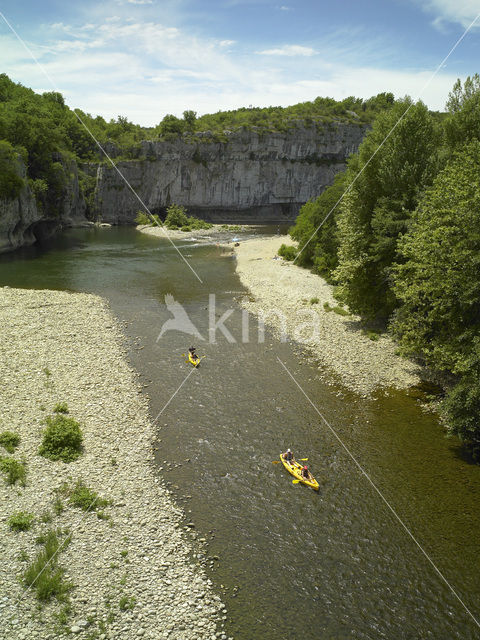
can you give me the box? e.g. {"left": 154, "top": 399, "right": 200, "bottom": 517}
{"left": 1, "top": 0, "right": 480, "bottom": 125}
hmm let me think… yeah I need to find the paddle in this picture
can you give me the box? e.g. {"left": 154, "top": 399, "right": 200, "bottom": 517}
{"left": 272, "top": 457, "right": 308, "bottom": 464}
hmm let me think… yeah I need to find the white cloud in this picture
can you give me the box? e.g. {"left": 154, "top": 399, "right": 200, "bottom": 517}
{"left": 278, "top": 5, "right": 292, "bottom": 10}
{"left": 415, "top": 0, "right": 480, "bottom": 28}
{"left": 1, "top": 15, "right": 463, "bottom": 126}
{"left": 256, "top": 44, "right": 317, "bottom": 56}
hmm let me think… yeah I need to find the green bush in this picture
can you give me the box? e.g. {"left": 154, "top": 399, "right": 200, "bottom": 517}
{"left": 443, "top": 375, "right": 480, "bottom": 461}
{"left": 8, "top": 511, "right": 35, "bottom": 532}
{"left": 23, "top": 528, "right": 72, "bottom": 602}
{"left": 278, "top": 244, "right": 297, "bottom": 261}
{"left": 164, "top": 204, "right": 189, "bottom": 229}
{"left": 0, "top": 457, "right": 27, "bottom": 486}
{"left": 39, "top": 414, "right": 83, "bottom": 462}
{"left": 68, "top": 480, "right": 109, "bottom": 512}
{"left": 180, "top": 225, "right": 191, "bottom": 232}
{"left": 135, "top": 210, "right": 151, "bottom": 225}
{"left": 0, "top": 431, "right": 20, "bottom": 453}
{"left": 310, "top": 297, "right": 319, "bottom": 305}
{"left": 188, "top": 216, "right": 213, "bottom": 230}
{"left": 53, "top": 402, "right": 69, "bottom": 414}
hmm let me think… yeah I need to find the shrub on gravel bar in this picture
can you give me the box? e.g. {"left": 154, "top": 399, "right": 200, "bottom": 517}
{"left": 39, "top": 414, "right": 83, "bottom": 462}
{"left": 67, "top": 480, "right": 109, "bottom": 512}
{"left": 0, "top": 431, "right": 20, "bottom": 453}
{"left": 8, "top": 511, "right": 35, "bottom": 532}
{"left": 0, "top": 456, "right": 27, "bottom": 485}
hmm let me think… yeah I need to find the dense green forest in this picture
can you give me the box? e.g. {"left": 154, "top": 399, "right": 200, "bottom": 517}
{"left": 288, "top": 74, "right": 480, "bottom": 459}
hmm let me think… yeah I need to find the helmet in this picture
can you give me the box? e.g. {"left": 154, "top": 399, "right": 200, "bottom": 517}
{"left": 287, "top": 448, "right": 291, "bottom": 453}
{"left": 303, "top": 465, "right": 308, "bottom": 470}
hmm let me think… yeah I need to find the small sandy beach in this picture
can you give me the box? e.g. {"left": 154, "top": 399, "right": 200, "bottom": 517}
{"left": 234, "top": 236, "right": 422, "bottom": 395}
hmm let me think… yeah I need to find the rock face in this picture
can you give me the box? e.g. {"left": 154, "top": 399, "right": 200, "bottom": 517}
{"left": 0, "top": 122, "right": 367, "bottom": 252}
{"left": 0, "top": 155, "right": 87, "bottom": 254}
{"left": 94, "top": 123, "right": 367, "bottom": 224}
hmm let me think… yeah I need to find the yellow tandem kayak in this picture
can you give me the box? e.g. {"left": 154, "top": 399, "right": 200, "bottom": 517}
{"left": 280, "top": 454, "right": 319, "bottom": 491}
{"left": 188, "top": 352, "right": 201, "bottom": 367}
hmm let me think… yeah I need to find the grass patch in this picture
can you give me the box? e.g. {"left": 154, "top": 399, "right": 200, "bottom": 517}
{"left": 60, "top": 479, "right": 109, "bottom": 512}
{"left": 0, "top": 457, "right": 27, "bottom": 486}
{"left": 40, "top": 511, "right": 53, "bottom": 524}
{"left": 119, "top": 595, "right": 136, "bottom": 611}
{"left": 53, "top": 498, "right": 64, "bottom": 515}
{"left": 323, "top": 301, "right": 350, "bottom": 316}
{"left": 23, "top": 528, "right": 73, "bottom": 603}
{"left": 332, "top": 306, "right": 350, "bottom": 316}
{"left": 0, "top": 431, "right": 20, "bottom": 453}
{"left": 53, "top": 402, "right": 69, "bottom": 414}
{"left": 309, "top": 297, "right": 319, "bottom": 305}
{"left": 39, "top": 414, "right": 83, "bottom": 463}
{"left": 363, "top": 329, "right": 381, "bottom": 341}
{"left": 8, "top": 511, "right": 35, "bottom": 532}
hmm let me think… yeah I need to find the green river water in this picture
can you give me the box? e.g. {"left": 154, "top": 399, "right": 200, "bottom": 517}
{"left": 1, "top": 227, "right": 479, "bottom": 639}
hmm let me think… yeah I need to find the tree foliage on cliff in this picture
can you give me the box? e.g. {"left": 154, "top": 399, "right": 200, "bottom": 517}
{"left": 0, "top": 140, "right": 24, "bottom": 200}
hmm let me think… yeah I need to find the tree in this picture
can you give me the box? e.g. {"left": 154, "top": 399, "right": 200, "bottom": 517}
{"left": 0, "top": 140, "right": 24, "bottom": 200}
{"left": 392, "top": 140, "right": 480, "bottom": 373}
{"left": 183, "top": 110, "right": 197, "bottom": 131}
{"left": 333, "top": 99, "right": 439, "bottom": 320}
{"left": 444, "top": 74, "right": 480, "bottom": 150}
{"left": 290, "top": 170, "right": 349, "bottom": 278}
{"left": 392, "top": 140, "right": 480, "bottom": 455}
{"left": 157, "top": 114, "right": 185, "bottom": 137}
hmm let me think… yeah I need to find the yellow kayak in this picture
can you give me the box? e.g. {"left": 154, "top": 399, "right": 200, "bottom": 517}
{"left": 188, "top": 352, "right": 201, "bottom": 367}
{"left": 280, "top": 454, "right": 319, "bottom": 491}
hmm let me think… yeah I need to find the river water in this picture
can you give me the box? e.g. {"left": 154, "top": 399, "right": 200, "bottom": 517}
{"left": 1, "top": 227, "right": 480, "bottom": 640}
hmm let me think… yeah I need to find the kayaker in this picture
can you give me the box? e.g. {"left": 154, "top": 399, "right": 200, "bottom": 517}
{"left": 283, "top": 448, "right": 294, "bottom": 463}
{"left": 188, "top": 346, "right": 197, "bottom": 358}
{"left": 301, "top": 465, "right": 310, "bottom": 480}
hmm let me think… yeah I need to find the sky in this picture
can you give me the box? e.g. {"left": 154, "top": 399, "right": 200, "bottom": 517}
{"left": 1, "top": 0, "right": 480, "bottom": 126}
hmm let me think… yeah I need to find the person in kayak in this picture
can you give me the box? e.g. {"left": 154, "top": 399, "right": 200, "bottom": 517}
{"left": 301, "top": 465, "right": 311, "bottom": 480}
{"left": 188, "top": 346, "right": 197, "bottom": 359}
{"left": 283, "top": 448, "right": 294, "bottom": 463}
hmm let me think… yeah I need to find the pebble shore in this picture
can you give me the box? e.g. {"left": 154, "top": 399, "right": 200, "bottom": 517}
{"left": 0, "top": 287, "right": 228, "bottom": 640}
{"left": 234, "top": 236, "right": 422, "bottom": 395}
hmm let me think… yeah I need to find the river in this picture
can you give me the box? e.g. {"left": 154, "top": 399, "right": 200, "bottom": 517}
{"left": 1, "top": 226, "right": 479, "bottom": 639}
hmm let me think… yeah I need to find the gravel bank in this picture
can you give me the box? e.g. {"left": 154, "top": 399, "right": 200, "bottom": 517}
{"left": 0, "top": 287, "right": 228, "bottom": 640}
{"left": 138, "top": 224, "right": 244, "bottom": 245}
{"left": 234, "top": 236, "right": 422, "bottom": 395}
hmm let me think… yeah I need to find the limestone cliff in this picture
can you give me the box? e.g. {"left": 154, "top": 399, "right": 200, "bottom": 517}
{"left": 0, "top": 155, "right": 87, "bottom": 254}
{"left": 94, "top": 123, "right": 367, "bottom": 224}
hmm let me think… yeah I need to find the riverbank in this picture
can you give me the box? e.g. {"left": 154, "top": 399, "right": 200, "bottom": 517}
{"left": 0, "top": 287, "right": 226, "bottom": 640}
{"left": 234, "top": 236, "right": 422, "bottom": 395}
{"left": 138, "top": 224, "right": 245, "bottom": 244}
